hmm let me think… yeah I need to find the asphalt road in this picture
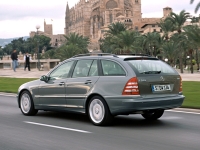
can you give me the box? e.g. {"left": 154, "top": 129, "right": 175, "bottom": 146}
{"left": 1, "top": 95, "right": 200, "bottom": 150}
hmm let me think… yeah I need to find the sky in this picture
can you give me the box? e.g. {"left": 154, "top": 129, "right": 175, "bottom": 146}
{"left": 0, "top": 0, "right": 199, "bottom": 39}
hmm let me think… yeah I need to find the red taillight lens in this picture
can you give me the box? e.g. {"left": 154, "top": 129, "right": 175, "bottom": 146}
{"left": 179, "top": 75, "right": 182, "bottom": 92}
{"left": 122, "top": 77, "right": 140, "bottom": 95}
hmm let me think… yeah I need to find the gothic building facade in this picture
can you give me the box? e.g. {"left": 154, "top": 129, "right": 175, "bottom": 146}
{"left": 64, "top": 0, "right": 173, "bottom": 49}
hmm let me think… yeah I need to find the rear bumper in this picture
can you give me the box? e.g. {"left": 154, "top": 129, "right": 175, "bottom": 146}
{"left": 105, "top": 95, "right": 185, "bottom": 115}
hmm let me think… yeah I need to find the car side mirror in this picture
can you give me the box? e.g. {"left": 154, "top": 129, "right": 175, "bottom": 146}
{"left": 40, "top": 75, "right": 49, "bottom": 82}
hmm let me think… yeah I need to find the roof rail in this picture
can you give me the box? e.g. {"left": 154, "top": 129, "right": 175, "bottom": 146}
{"left": 118, "top": 53, "right": 152, "bottom": 57}
{"left": 72, "top": 53, "right": 118, "bottom": 58}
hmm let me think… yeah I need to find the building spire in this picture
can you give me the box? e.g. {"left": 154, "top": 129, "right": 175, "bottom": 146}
{"left": 66, "top": 1, "right": 69, "bottom": 13}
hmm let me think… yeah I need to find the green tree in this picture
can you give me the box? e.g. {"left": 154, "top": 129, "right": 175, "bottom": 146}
{"left": 157, "top": 19, "right": 174, "bottom": 41}
{"left": 143, "top": 32, "right": 162, "bottom": 56}
{"left": 112, "top": 30, "right": 140, "bottom": 54}
{"left": 43, "top": 49, "right": 57, "bottom": 59}
{"left": 64, "top": 32, "right": 89, "bottom": 53}
{"left": 0, "top": 46, "right": 4, "bottom": 60}
{"left": 190, "top": 0, "right": 200, "bottom": 13}
{"left": 166, "top": 10, "right": 190, "bottom": 73}
{"left": 106, "top": 22, "right": 127, "bottom": 36}
{"left": 161, "top": 41, "right": 179, "bottom": 66}
{"left": 184, "top": 25, "right": 200, "bottom": 72}
{"left": 100, "top": 22, "right": 127, "bottom": 53}
{"left": 55, "top": 44, "right": 80, "bottom": 61}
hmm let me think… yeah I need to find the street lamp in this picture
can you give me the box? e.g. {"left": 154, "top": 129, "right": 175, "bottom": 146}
{"left": 164, "top": 58, "right": 168, "bottom": 63}
{"left": 36, "top": 25, "right": 40, "bottom": 70}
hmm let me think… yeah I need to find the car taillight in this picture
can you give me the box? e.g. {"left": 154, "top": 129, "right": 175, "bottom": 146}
{"left": 179, "top": 75, "right": 182, "bottom": 92}
{"left": 122, "top": 77, "right": 140, "bottom": 95}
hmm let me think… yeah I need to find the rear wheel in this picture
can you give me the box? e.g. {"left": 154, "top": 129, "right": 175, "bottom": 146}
{"left": 88, "top": 96, "right": 113, "bottom": 126}
{"left": 141, "top": 109, "right": 164, "bottom": 120}
{"left": 20, "top": 91, "right": 38, "bottom": 116}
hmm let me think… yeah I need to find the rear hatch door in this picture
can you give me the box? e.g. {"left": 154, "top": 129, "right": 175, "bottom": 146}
{"left": 125, "top": 57, "right": 181, "bottom": 97}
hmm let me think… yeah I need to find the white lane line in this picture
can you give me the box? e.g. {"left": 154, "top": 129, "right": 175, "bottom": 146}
{"left": 24, "top": 121, "right": 91, "bottom": 133}
{"left": 162, "top": 116, "right": 182, "bottom": 120}
{"left": 0, "top": 94, "right": 17, "bottom": 97}
{"left": 167, "top": 110, "right": 200, "bottom": 115}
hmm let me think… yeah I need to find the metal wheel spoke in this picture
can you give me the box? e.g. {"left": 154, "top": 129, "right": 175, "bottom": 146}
{"left": 20, "top": 93, "right": 31, "bottom": 113}
{"left": 89, "top": 99, "right": 105, "bottom": 124}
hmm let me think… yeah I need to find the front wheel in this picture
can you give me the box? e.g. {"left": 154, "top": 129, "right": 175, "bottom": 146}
{"left": 141, "top": 109, "right": 164, "bottom": 120}
{"left": 20, "top": 91, "right": 38, "bottom": 116}
{"left": 88, "top": 96, "right": 113, "bottom": 126}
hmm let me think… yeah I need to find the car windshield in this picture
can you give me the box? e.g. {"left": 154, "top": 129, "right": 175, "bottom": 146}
{"left": 126, "top": 59, "right": 176, "bottom": 74}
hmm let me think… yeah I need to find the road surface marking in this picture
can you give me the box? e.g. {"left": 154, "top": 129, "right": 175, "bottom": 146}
{"left": 0, "top": 93, "right": 16, "bottom": 97}
{"left": 24, "top": 121, "right": 91, "bottom": 133}
{"left": 167, "top": 110, "right": 200, "bottom": 115}
{"left": 162, "top": 116, "right": 182, "bottom": 120}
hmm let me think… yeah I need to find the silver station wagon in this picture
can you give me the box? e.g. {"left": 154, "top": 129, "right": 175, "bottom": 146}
{"left": 17, "top": 54, "right": 185, "bottom": 126}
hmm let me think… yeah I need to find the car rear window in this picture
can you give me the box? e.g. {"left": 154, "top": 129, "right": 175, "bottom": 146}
{"left": 126, "top": 59, "right": 176, "bottom": 74}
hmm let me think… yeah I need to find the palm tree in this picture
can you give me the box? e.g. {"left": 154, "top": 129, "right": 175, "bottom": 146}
{"left": 170, "top": 33, "right": 189, "bottom": 72}
{"left": 43, "top": 49, "right": 57, "bottom": 59}
{"left": 157, "top": 19, "right": 174, "bottom": 41}
{"left": 64, "top": 32, "right": 89, "bottom": 53}
{"left": 166, "top": 10, "right": 190, "bottom": 73}
{"left": 100, "top": 22, "right": 127, "bottom": 53}
{"left": 143, "top": 32, "right": 162, "bottom": 56}
{"left": 112, "top": 30, "right": 140, "bottom": 54}
{"left": 161, "top": 41, "right": 179, "bottom": 66}
{"left": 166, "top": 10, "right": 190, "bottom": 34}
{"left": 190, "top": 16, "right": 199, "bottom": 24}
{"left": 55, "top": 44, "right": 80, "bottom": 61}
{"left": 106, "top": 22, "right": 127, "bottom": 36}
{"left": 184, "top": 25, "right": 200, "bottom": 72}
{"left": 190, "top": 0, "right": 200, "bottom": 13}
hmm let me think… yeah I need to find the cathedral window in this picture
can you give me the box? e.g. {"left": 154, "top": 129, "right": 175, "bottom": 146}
{"left": 135, "top": 0, "right": 139, "bottom": 3}
{"left": 109, "top": 14, "right": 113, "bottom": 23}
{"left": 106, "top": 0, "right": 118, "bottom": 9}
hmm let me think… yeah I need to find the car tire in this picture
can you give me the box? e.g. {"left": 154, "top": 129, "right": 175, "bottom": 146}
{"left": 141, "top": 109, "right": 164, "bottom": 120}
{"left": 88, "top": 96, "right": 113, "bottom": 126}
{"left": 20, "top": 91, "right": 38, "bottom": 116}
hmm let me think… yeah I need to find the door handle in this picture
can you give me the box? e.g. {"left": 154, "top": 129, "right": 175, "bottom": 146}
{"left": 59, "top": 82, "right": 65, "bottom": 86}
{"left": 85, "top": 80, "right": 92, "bottom": 84}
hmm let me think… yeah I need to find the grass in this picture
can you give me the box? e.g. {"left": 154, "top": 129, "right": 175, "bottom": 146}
{"left": 182, "top": 81, "right": 200, "bottom": 109}
{"left": 0, "top": 77, "right": 37, "bottom": 93}
{"left": 0, "top": 77, "right": 200, "bottom": 109}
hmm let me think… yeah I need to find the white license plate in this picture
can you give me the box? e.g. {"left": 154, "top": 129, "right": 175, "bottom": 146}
{"left": 152, "top": 85, "right": 171, "bottom": 92}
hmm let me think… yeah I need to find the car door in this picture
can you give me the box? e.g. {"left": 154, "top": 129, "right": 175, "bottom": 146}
{"left": 65, "top": 59, "right": 100, "bottom": 109}
{"left": 38, "top": 61, "right": 75, "bottom": 108}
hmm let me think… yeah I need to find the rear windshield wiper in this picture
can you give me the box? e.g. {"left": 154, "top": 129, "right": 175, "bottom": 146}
{"left": 140, "top": 71, "right": 161, "bottom": 74}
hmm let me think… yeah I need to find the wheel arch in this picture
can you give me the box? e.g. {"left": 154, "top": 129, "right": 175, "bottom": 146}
{"left": 85, "top": 93, "right": 111, "bottom": 115}
{"left": 18, "top": 89, "right": 32, "bottom": 108}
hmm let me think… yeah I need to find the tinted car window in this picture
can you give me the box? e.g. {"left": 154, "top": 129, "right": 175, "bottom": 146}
{"left": 88, "top": 60, "right": 98, "bottom": 76}
{"left": 50, "top": 61, "right": 74, "bottom": 79}
{"left": 127, "top": 60, "right": 176, "bottom": 74}
{"left": 72, "top": 60, "right": 93, "bottom": 78}
{"left": 101, "top": 60, "right": 126, "bottom": 76}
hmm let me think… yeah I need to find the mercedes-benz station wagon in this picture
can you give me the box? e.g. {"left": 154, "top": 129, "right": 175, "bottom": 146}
{"left": 17, "top": 54, "right": 185, "bottom": 126}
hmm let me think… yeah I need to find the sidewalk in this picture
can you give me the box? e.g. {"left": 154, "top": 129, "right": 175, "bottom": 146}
{"left": 0, "top": 69, "right": 49, "bottom": 78}
{"left": 0, "top": 68, "right": 199, "bottom": 80}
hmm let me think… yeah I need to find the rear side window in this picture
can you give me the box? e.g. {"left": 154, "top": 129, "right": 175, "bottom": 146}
{"left": 88, "top": 60, "right": 98, "bottom": 76}
{"left": 101, "top": 60, "right": 126, "bottom": 76}
{"left": 72, "top": 60, "right": 93, "bottom": 78}
{"left": 127, "top": 60, "right": 176, "bottom": 74}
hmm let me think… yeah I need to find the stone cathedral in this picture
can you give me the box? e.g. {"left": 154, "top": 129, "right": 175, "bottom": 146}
{"left": 64, "top": 0, "right": 173, "bottom": 49}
